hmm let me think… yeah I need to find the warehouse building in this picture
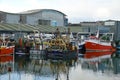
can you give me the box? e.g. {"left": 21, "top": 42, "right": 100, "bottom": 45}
{"left": 0, "top": 9, "right": 68, "bottom": 26}
{"left": 73, "top": 20, "right": 120, "bottom": 41}
{"left": 104, "top": 20, "right": 120, "bottom": 41}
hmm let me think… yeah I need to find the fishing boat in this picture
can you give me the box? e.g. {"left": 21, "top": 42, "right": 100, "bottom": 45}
{"left": 85, "top": 30, "right": 116, "bottom": 52}
{"left": 29, "top": 30, "right": 47, "bottom": 57}
{"left": 15, "top": 30, "right": 43, "bottom": 56}
{"left": 45, "top": 28, "right": 78, "bottom": 60}
{"left": 0, "top": 34, "right": 15, "bottom": 56}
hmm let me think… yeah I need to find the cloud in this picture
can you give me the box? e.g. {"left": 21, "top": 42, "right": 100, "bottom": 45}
{"left": 0, "top": 0, "right": 120, "bottom": 22}
{"left": 0, "top": 0, "right": 40, "bottom": 12}
{"left": 95, "top": 8, "right": 110, "bottom": 18}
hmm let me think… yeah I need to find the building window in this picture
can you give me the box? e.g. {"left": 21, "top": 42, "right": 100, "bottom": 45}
{"left": 38, "top": 19, "right": 50, "bottom": 25}
{"left": 0, "top": 13, "right": 5, "bottom": 23}
{"left": 19, "top": 15, "right": 26, "bottom": 24}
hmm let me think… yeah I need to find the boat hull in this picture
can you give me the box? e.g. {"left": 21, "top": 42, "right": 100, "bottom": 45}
{"left": 78, "top": 44, "right": 86, "bottom": 53}
{"left": 0, "top": 46, "right": 14, "bottom": 56}
{"left": 46, "top": 49, "right": 78, "bottom": 60}
{"left": 85, "top": 41, "right": 116, "bottom": 51}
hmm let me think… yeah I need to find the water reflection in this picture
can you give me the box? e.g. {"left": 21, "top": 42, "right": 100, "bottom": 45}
{"left": 112, "top": 50, "right": 120, "bottom": 74}
{"left": 14, "top": 55, "right": 77, "bottom": 80}
{"left": 82, "top": 51, "right": 113, "bottom": 59}
{"left": 0, "top": 55, "right": 13, "bottom": 80}
{"left": 80, "top": 50, "right": 120, "bottom": 75}
{"left": 81, "top": 57, "right": 112, "bottom": 73}
{"left": 1, "top": 51, "right": 120, "bottom": 80}
{"left": 0, "top": 56, "right": 13, "bottom": 74}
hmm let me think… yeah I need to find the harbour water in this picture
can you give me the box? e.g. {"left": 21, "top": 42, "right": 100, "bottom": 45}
{"left": 0, "top": 51, "right": 120, "bottom": 80}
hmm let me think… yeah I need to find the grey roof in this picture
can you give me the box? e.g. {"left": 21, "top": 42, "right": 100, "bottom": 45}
{"left": 0, "top": 23, "right": 35, "bottom": 32}
{"left": 0, "top": 9, "right": 67, "bottom": 16}
{"left": 0, "top": 23, "right": 82, "bottom": 33}
{"left": 19, "top": 9, "right": 67, "bottom": 16}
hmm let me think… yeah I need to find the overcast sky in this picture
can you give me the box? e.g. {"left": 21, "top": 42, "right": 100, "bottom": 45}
{"left": 0, "top": 0, "right": 120, "bottom": 23}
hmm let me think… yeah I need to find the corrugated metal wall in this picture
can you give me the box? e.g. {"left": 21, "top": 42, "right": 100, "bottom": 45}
{"left": 6, "top": 14, "right": 20, "bottom": 24}
{"left": 5, "top": 10, "right": 66, "bottom": 27}
{"left": 115, "top": 21, "right": 120, "bottom": 41}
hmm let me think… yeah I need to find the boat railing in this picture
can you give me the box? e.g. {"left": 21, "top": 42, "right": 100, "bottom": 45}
{"left": 0, "top": 41, "right": 9, "bottom": 48}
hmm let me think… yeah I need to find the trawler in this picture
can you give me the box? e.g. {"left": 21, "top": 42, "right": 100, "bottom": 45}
{"left": 85, "top": 31, "right": 116, "bottom": 52}
{"left": 0, "top": 34, "right": 14, "bottom": 56}
{"left": 45, "top": 28, "right": 78, "bottom": 60}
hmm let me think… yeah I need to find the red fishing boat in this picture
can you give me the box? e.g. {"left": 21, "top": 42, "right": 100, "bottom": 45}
{"left": 85, "top": 31, "right": 116, "bottom": 52}
{"left": 0, "top": 42, "right": 14, "bottom": 55}
{"left": 0, "top": 34, "right": 15, "bottom": 56}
